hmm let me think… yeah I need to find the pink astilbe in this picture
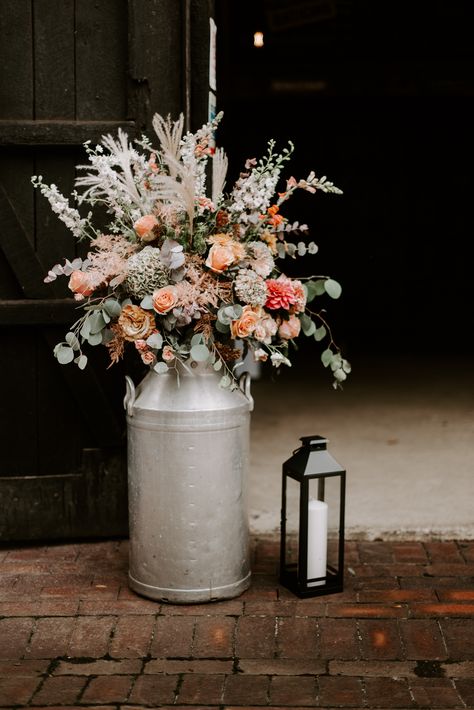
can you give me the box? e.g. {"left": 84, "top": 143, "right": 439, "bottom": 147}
{"left": 86, "top": 234, "right": 139, "bottom": 290}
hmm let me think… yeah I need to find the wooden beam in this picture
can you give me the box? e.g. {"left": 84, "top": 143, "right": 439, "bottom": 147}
{"left": 0, "top": 120, "right": 136, "bottom": 145}
{"left": 0, "top": 299, "right": 78, "bottom": 325}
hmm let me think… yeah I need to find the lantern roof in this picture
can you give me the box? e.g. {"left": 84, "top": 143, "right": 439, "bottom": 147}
{"left": 283, "top": 435, "right": 345, "bottom": 478}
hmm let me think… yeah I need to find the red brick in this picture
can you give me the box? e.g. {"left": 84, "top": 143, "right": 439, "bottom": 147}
{"left": 0, "top": 675, "right": 40, "bottom": 704}
{"left": 223, "top": 674, "right": 270, "bottom": 705}
{"left": 328, "top": 603, "right": 407, "bottom": 618}
{"left": 350, "top": 564, "right": 424, "bottom": 578}
{"left": 78, "top": 599, "right": 158, "bottom": 615}
{"left": 364, "top": 677, "right": 413, "bottom": 707}
{"left": 400, "top": 619, "right": 447, "bottom": 660}
{"left": 160, "top": 599, "right": 243, "bottom": 615}
{"left": 28, "top": 617, "right": 75, "bottom": 659}
{"left": 358, "top": 589, "right": 436, "bottom": 603}
{"left": 358, "top": 542, "right": 393, "bottom": 563}
{"left": 410, "top": 602, "right": 474, "bottom": 617}
{"left": 392, "top": 542, "right": 428, "bottom": 564}
{"left": 459, "top": 542, "right": 474, "bottom": 563}
{"left": 359, "top": 620, "right": 403, "bottom": 660}
{"left": 444, "top": 661, "right": 474, "bottom": 678}
{"left": 425, "top": 542, "right": 464, "bottom": 563}
{"left": 193, "top": 617, "right": 235, "bottom": 658}
{"left": 177, "top": 673, "right": 225, "bottom": 704}
{"left": 425, "top": 563, "right": 474, "bottom": 577}
{"left": 0, "top": 659, "right": 48, "bottom": 675}
{"left": 317, "top": 676, "right": 364, "bottom": 706}
{"left": 44, "top": 543, "right": 79, "bottom": 561}
{"left": 6, "top": 547, "right": 48, "bottom": 561}
{"left": 150, "top": 616, "right": 194, "bottom": 658}
{"left": 401, "top": 576, "right": 472, "bottom": 589}
{"left": 354, "top": 577, "right": 399, "bottom": 590}
{"left": 329, "top": 660, "right": 416, "bottom": 677}
{"left": 244, "top": 600, "right": 298, "bottom": 616}
{"left": 440, "top": 619, "right": 474, "bottom": 659}
{"left": 109, "top": 615, "right": 154, "bottom": 658}
{"left": 239, "top": 659, "right": 326, "bottom": 675}
{"left": 270, "top": 675, "right": 316, "bottom": 705}
{"left": 0, "top": 600, "right": 78, "bottom": 616}
{"left": 128, "top": 674, "right": 178, "bottom": 705}
{"left": 146, "top": 659, "right": 232, "bottom": 674}
{"left": 82, "top": 675, "right": 134, "bottom": 703}
{"left": 277, "top": 616, "right": 319, "bottom": 659}
{"left": 344, "top": 541, "right": 360, "bottom": 564}
{"left": 409, "top": 678, "right": 462, "bottom": 707}
{"left": 31, "top": 675, "right": 86, "bottom": 705}
{"left": 40, "top": 582, "right": 120, "bottom": 599}
{"left": 437, "top": 589, "right": 474, "bottom": 601}
{"left": 455, "top": 679, "right": 474, "bottom": 706}
{"left": 54, "top": 659, "right": 141, "bottom": 675}
{"left": 0, "top": 617, "right": 34, "bottom": 659}
{"left": 235, "top": 616, "right": 275, "bottom": 659}
{"left": 67, "top": 616, "right": 115, "bottom": 657}
{"left": 318, "top": 619, "right": 360, "bottom": 660}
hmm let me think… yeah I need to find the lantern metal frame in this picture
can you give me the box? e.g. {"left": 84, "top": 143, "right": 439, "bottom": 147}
{"left": 280, "top": 435, "right": 346, "bottom": 598}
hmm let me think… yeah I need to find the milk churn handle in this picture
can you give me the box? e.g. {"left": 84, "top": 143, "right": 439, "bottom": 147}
{"left": 124, "top": 376, "right": 136, "bottom": 417}
{"left": 239, "top": 372, "right": 254, "bottom": 412}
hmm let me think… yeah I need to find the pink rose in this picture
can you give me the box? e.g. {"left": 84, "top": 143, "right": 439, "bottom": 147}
{"left": 152, "top": 285, "right": 178, "bottom": 314}
{"left": 230, "top": 305, "right": 260, "bottom": 339}
{"left": 133, "top": 214, "right": 159, "bottom": 241}
{"left": 265, "top": 274, "right": 298, "bottom": 310}
{"left": 254, "top": 313, "right": 278, "bottom": 344}
{"left": 134, "top": 339, "right": 148, "bottom": 352}
{"left": 68, "top": 270, "right": 93, "bottom": 297}
{"left": 141, "top": 351, "right": 156, "bottom": 366}
{"left": 278, "top": 314, "right": 301, "bottom": 340}
{"left": 162, "top": 345, "right": 175, "bottom": 362}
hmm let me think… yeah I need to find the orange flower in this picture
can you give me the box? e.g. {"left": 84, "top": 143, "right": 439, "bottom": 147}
{"left": 267, "top": 205, "right": 279, "bottom": 217}
{"left": 206, "top": 233, "right": 245, "bottom": 272}
{"left": 230, "top": 306, "right": 260, "bottom": 339}
{"left": 68, "top": 270, "right": 93, "bottom": 297}
{"left": 133, "top": 214, "right": 159, "bottom": 242}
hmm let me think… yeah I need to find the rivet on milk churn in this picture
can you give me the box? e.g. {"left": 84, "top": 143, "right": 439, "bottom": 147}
{"left": 123, "top": 362, "right": 253, "bottom": 603}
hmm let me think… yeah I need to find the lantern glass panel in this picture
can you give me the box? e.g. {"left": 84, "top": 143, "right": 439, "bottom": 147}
{"left": 322, "top": 475, "right": 343, "bottom": 576}
{"left": 283, "top": 475, "right": 300, "bottom": 572}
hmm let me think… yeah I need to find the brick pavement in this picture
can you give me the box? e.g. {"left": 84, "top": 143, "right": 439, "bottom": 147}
{"left": 0, "top": 538, "right": 473, "bottom": 708}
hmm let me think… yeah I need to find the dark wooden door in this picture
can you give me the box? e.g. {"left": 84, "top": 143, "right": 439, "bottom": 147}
{"left": 0, "top": 0, "right": 213, "bottom": 541}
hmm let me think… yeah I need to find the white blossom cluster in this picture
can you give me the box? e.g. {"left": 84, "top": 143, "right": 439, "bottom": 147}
{"left": 234, "top": 268, "right": 267, "bottom": 307}
{"left": 180, "top": 112, "right": 224, "bottom": 200}
{"left": 229, "top": 168, "right": 280, "bottom": 224}
{"left": 30, "top": 176, "right": 88, "bottom": 239}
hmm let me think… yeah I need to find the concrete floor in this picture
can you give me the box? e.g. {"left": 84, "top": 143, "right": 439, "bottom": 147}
{"left": 248, "top": 355, "right": 474, "bottom": 540}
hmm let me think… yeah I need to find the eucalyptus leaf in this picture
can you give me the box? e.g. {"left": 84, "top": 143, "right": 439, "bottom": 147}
{"left": 190, "top": 344, "right": 210, "bottom": 362}
{"left": 65, "top": 332, "right": 80, "bottom": 350}
{"left": 80, "top": 318, "right": 91, "bottom": 339}
{"left": 300, "top": 313, "right": 316, "bottom": 337}
{"left": 314, "top": 325, "right": 327, "bottom": 342}
{"left": 324, "top": 278, "right": 342, "bottom": 299}
{"left": 321, "top": 348, "right": 333, "bottom": 368}
{"left": 191, "top": 333, "right": 204, "bottom": 347}
{"left": 154, "top": 362, "right": 169, "bottom": 374}
{"left": 103, "top": 298, "right": 122, "bottom": 317}
{"left": 89, "top": 311, "right": 106, "bottom": 334}
{"left": 87, "top": 331, "right": 103, "bottom": 346}
{"left": 146, "top": 332, "right": 163, "bottom": 350}
{"left": 77, "top": 354, "right": 88, "bottom": 370}
{"left": 216, "top": 319, "right": 230, "bottom": 333}
{"left": 101, "top": 310, "right": 111, "bottom": 324}
{"left": 213, "top": 359, "right": 223, "bottom": 371}
{"left": 140, "top": 295, "right": 154, "bottom": 310}
{"left": 56, "top": 345, "right": 74, "bottom": 365}
{"left": 305, "top": 279, "right": 325, "bottom": 302}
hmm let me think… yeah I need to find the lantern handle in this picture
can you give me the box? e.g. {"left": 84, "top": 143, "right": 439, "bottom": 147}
{"left": 124, "top": 376, "right": 136, "bottom": 417}
{"left": 293, "top": 435, "right": 328, "bottom": 453}
{"left": 239, "top": 372, "right": 254, "bottom": 412}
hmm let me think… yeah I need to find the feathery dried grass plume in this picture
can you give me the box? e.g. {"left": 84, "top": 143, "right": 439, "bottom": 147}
{"left": 212, "top": 147, "right": 228, "bottom": 205}
{"left": 152, "top": 113, "right": 184, "bottom": 178}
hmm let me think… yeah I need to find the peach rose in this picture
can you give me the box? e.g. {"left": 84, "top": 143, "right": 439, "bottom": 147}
{"left": 133, "top": 214, "right": 159, "bottom": 242}
{"left": 278, "top": 314, "right": 301, "bottom": 340}
{"left": 152, "top": 285, "right": 178, "bottom": 314}
{"left": 230, "top": 305, "right": 260, "bottom": 339}
{"left": 118, "top": 305, "right": 155, "bottom": 341}
{"left": 205, "top": 243, "right": 235, "bottom": 273}
{"left": 134, "top": 339, "right": 148, "bottom": 352}
{"left": 68, "top": 270, "right": 93, "bottom": 297}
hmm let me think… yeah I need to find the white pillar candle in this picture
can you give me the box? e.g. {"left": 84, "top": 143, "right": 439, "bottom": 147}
{"left": 307, "top": 498, "right": 328, "bottom": 586}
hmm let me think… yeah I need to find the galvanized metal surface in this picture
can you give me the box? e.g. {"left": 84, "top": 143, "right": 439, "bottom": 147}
{"left": 124, "top": 363, "right": 253, "bottom": 603}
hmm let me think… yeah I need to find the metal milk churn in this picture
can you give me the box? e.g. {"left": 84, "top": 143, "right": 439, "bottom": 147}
{"left": 123, "top": 362, "right": 253, "bottom": 603}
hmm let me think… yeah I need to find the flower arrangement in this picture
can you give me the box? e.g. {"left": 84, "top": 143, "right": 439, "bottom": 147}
{"left": 33, "top": 113, "right": 350, "bottom": 388}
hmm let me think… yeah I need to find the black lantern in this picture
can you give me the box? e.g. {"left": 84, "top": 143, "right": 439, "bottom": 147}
{"left": 280, "top": 435, "right": 346, "bottom": 597}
